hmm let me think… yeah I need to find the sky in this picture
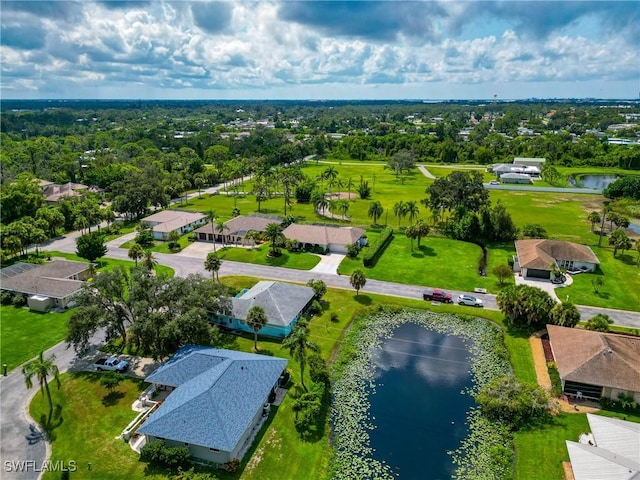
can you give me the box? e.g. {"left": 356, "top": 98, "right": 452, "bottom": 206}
{"left": 1, "top": 0, "right": 639, "bottom": 100}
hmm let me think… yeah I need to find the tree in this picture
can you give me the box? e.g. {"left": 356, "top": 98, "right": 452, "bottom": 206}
{"left": 587, "top": 211, "right": 601, "bottom": 232}
{"left": 206, "top": 210, "right": 217, "bottom": 252}
{"left": 414, "top": 219, "right": 430, "bottom": 247}
{"left": 404, "top": 225, "right": 418, "bottom": 251}
{"left": 322, "top": 166, "right": 338, "bottom": 194}
{"left": 475, "top": 375, "right": 552, "bottom": 430}
{"left": 216, "top": 220, "right": 229, "bottom": 245}
{"left": 128, "top": 243, "right": 144, "bottom": 266}
{"left": 549, "top": 302, "right": 580, "bottom": 328}
{"left": 281, "top": 323, "right": 319, "bottom": 390}
{"left": 541, "top": 164, "right": 562, "bottom": 186}
{"left": 609, "top": 229, "right": 632, "bottom": 257}
{"left": 306, "top": 279, "right": 327, "bottom": 301}
{"left": 264, "top": 222, "right": 284, "bottom": 256}
{"left": 193, "top": 173, "right": 206, "bottom": 198}
{"left": 603, "top": 176, "right": 640, "bottom": 200}
{"left": 246, "top": 306, "right": 268, "bottom": 351}
{"left": 405, "top": 201, "right": 419, "bottom": 225}
{"left": 253, "top": 178, "right": 270, "bottom": 212}
{"left": 345, "top": 177, "right": 354, "bottom": 200}
{"left": 585, "top": 314, "right": 613, "bottom": 332}
{"left": 76, "top": 231, "right": 107, "bottom": 263}
{"left": 356, "top": 179, "right": 371, "bottom": 199}
{"left": 22, "top": 351, "right": 60, "bottom": 422}
{"left": 350, "top": 269, "right": 366, "bottom": 296}
{"left": 100, "top": 371, "right": 122, "bottom": 393}
{"left": 337, "top": 199, "right": 350, "bottom": 220}
{"left": 386, "top": 150, "right": 415, "bottom": 180}
{"left": 496, "top": 284, "right": 555, "bottom": 329}
{"left": 142, "top": 250, "right": 158, "bottom": 273}
{"left": 368, "top": 201, "right": 384, "bottom": 225}
{"left": 424, "top": 171, "right": 488, "bottom": 214}
{"left": 522, "top": 224, "right": 548, "bottom": 239}
{"left": 312, "top": 189, "right": 328, "bottom": 215}
{"left": 204, "top": 252, "right": 222, "bottom": 282}
{"left": 393, "top": 200, "right": 407, "bottom": 228}
{"left": 492, "top": 264, "right": 513, "bottom": 286}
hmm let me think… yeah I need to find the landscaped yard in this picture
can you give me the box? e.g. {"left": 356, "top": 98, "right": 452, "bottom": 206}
{"left": 0, "top": 306, "right": 72, "bottom": 371}
{"left": 216, "top": 244, "right": 321, "bottom": 270}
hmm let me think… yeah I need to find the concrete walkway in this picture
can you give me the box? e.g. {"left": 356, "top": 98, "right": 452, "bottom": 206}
{"left": 529, "top": 334, "right": 552, "bottom": 390}
{"left": 417, "top": 165, "right": 436, "bottom": 179}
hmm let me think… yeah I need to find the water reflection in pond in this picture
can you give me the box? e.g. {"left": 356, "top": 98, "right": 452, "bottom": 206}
{"left": 368, "top": 323, "right": 474, "bottom": 479}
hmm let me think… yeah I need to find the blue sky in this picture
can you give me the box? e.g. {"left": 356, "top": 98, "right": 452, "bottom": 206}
{"left": 1, "top": 1, "right": 639, "bottom": 100}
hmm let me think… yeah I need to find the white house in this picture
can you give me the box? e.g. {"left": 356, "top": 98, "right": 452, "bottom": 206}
{"left": 282, "top": 224, "right": 366, "bottom": 254}
{"left": 141, "top": 210, "right": 207, "bottom": 241}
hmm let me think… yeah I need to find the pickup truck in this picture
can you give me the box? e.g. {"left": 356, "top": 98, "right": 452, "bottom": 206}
{"left": 94, "top": 356, "right": 129, "bottom": 373}
{"left": 422, "top": 289, "right": 453, "bottom": 303}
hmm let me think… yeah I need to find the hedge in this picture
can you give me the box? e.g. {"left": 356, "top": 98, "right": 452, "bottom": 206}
{"left": 363, "top": 227, "right": 393, "bottom": 267}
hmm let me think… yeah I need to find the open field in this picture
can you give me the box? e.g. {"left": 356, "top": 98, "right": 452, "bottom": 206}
{"left": 0, "top": 306, "right": 72, "bottom": 371}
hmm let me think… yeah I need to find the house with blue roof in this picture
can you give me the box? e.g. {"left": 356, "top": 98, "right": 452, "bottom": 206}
{"left": 214, "top": 281, "right": 315, "bottom": 338}
{"left": 137, "top": 345, "right": 288, "bottom": 464}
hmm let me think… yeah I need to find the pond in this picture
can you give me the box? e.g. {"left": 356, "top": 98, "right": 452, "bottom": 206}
{"left": 568, "top": 174, "right": 618, "bottom": 189}
{"left": 368, "top": 322, "right": 474, "bottom": 479}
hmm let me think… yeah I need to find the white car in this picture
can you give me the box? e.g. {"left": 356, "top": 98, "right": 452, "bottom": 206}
{"left": 458, "top": 294, "right": 483, "bottom": 307}
{"left": 489, "top": 180, "right": 500, "bottom": 185}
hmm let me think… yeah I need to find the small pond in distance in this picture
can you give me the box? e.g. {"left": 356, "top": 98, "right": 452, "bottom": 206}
{"left": 568, "top": 174, "right": 618, "bottom": 189}
{"left": 368, "top": 322, "right": 474, "bottom": 479}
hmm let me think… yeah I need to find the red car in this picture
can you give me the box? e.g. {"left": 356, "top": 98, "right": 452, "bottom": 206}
{"left": 423, "top": 289, "right": 453, "bottom": 303}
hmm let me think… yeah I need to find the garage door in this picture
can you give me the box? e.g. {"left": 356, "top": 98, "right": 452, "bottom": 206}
{"left": 526, "top": 269, "right": 551, "bottom": 279}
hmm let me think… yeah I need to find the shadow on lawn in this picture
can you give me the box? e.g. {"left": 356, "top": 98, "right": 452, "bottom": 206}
{"left": 354, "top": 294, "right": 372, "bottom": 305}
{"left": 37, "top": 404, "right": 64, "bottom": 441}
{"left": 101, "top": 390, "right": 125, "bottom": 407}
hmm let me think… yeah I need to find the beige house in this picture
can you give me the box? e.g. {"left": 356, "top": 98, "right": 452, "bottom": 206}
{"left": 282, "top": 224, "right": 366, "bottom": 254}
{"left": 513, "top": 239, "right": 600, "bottom": 279}
{"left": 0, "top": 260, "right": 91, "bottom": 311}
{"left": 193, "top": 214, "right": 282, "bottom": 245}
{"left": 40, "top": 181, "right": 89, "bottom": 202}
{"left": 547, "top": 325, "right": 640, "bottom": 402}
{"left": 141, "top": 210, "right": 207, "bottom": 241}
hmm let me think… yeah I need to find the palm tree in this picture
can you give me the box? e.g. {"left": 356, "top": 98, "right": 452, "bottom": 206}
{"left": 281, "top": 323, "right": 319, "bottom": 390}
{"left": 587, "top": 211, "right": 601, "bottom": 232}
{"left": 264, "top": 222, "right": 284, "bottom": 256}
{"left": 405, "top": 224, "right": 418, "bottom": 251}
{"left": 142, "top": 250, "right": 158, "bottom": 273}
{"left": 312, "top": 190, "right": 328, "bottom": 215}
{"left": 128, "top": 243, "right": 144, "bottom": 266}
{"left": 206, "top": 210, "right": 217, "bottom": 252}
{"left": 406, "top": 201, "right": 419, "bottom": 225}
{"left": 368, "top": 201, "right": 384, "bottom": 225}
{"left": 350, "top": 269, "right": 367, "bottom": 296}
{"left": 193, "top": 173, "right": 206, "bottom": 198}
{"left": 323, "top": 166, "right": 338, "bottom": 194}
{"left": 246, "top": 306, "right": 268, "bottom": 351}
{"left": 216, "top": 220, "right": 228, "bottom": 245}
{"left": 338, "top": 199, "right": 350, "bottom": 220}
{"left": 204, "top": 251, "right": 222, "bottom": 281}
{"left": 393, "top": 200, "right": 407, "bottom": 228}
{"left": 415, "top": 219, "right": 430, "bottom": 247}
{"left": 22, "top": 351, "right": 60, "bottom": 422}
{"left": 345, "top": 177, "right": 354, "bottom": 200}
{"left": 253, "top": 178, "right": 270, "bottom": 213}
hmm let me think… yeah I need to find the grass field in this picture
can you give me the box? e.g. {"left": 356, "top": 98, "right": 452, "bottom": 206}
{"left": 0, "top": 306, "right": 72, "bottom": 371}
{"left": 216, "top": 244, "right": 320, "bottom": 270}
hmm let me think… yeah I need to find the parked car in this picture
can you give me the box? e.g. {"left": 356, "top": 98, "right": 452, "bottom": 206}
{"left": 489, "top": 180, "right": 500, "bottom": 185}
{"left": 94, "top": 356, "right": 129, "bottom": 373}
{"left": 458, "top": 294, "right": 483, "bottom": 307}
{"left": 423, "top": 289, "right": 454, "bottom": 303}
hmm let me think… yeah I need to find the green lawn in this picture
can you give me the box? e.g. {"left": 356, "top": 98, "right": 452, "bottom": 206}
{"left": 216, "top": 244, "right": 321, "bottom": 270}
{"left": 41, "top": 251, "right": 175, "bottom": 278}
{"left": 339, "top": 233, "right": 511, "bottom": 293}
{"left": 0, "top": 306, "right": 72, "bottom": 371}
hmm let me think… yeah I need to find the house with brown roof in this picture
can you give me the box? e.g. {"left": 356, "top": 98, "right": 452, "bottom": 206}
{"left": 0, "top": 260, "right": 91, "bottom": 311}
{"left": 141, "top": 210, "right": 207, "bottom": 241}
{"left": 513, "top": 239, "right": 600, "bottom": 279}
{"left": 547, "top": 325, "right": 640, "bottom": 402}
{"left": 282, "top": 224, "right": 366, "bottom": 254}
{"left": 40, "top": 181, "right": 89, "bottom": 202}
{"left": 193, "top": 214, "right": 283, "bottom": 245}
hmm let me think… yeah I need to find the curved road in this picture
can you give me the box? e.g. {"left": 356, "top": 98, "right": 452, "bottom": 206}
{"left": 3, "top": 228, "right": 640, "bottom": 479}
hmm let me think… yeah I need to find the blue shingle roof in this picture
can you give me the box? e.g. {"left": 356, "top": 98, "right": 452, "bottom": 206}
{"left": 138, "top": 346, "right": 287, "bottom": 453}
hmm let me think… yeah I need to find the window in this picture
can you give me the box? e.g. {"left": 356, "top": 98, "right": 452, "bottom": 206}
{"left": 209, "top": 448, "right": 220, "bottom": 452}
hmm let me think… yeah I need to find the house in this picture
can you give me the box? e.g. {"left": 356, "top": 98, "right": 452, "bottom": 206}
{"left": 137, "top": 345, "right": 288, "bottom": 464}
{"left": 282, "top": 224, "right": 366, "bottom": 254}
{"left": 565, "top": 414, "right": 640, "bottom": 480}
{"left": 513, "top": 157, "right": 546, "bottom": 167}
{"left": 513, "top": 239, "right": 600, "bottom": 279}
{"left": 500, "top": 173, "right": 532, "bottom": 184}
{"left": 141, "top": 210, "right": 207, "bottom": 241}
{"left": 193, "top": 214, "right": 283, "bottom": 245}
{"left": 547, "top": 325, "right": 640, "bottom": 402}
{"left": 0, "top": 260, "right": 91, "bottom": 311}
{"left": 215, "top": 281, "right": 315, "bottom": 338}
{"left": 40, "top": 181, "right": 89, "bottom": 203}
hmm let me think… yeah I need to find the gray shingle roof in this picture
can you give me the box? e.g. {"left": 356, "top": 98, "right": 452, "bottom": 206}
{"left": 0, "top": 260, "right": 89, "bottom": 299}
{"left": 193, "top": 214, "right": 283, "bottom": 237}
{"left": 231, "top": 281, "right": 315, "bottom": 327}
{"left": 139, "top": 346, "right": 287, "bottom": 452}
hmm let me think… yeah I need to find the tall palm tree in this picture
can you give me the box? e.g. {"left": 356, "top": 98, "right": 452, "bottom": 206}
{"left": 393, "top": 201, "right": 407, "bottom": 228}
{"left": 246, "top": 306, "right": 268, "bottom": 351}
{"left": 312, "top": 190, "right": 328, "bottom": 215}
{"left": 206, "top": 210, "right": 217, "bottom": 252}
{"left": 264, "top": 222, "right": 284, "bottom": 256}
{"left": 368, "top": 201, "right": 384, "bottom": 225}
{"left": 350, "top": 269, "right": 367, "bottom": 296}
{"left": 345, "top": 177, "right": 354, "bottom": 200}
{"left": 415, "top": 219, "right": 430, "bottom": 247}
{"left": 406, "top": 201, "right": 420, "bottom": 225}
{"left": 128, "top": 243, "right": 144, "bottom": 266}
{"left": 204, "top": 251, "right": 222, "bottom": 282}
{"left": 22, "top": 351, "right": 60, "bottom": 422}
{"left": 215, "top": 220, "right": 229, "bottom": 245}
{"left": 281, "top": 323, "right": 318, "bottom": 390}
{"left": 338, "top": 199, "right": 350, "bottom": 220}
{"left": 323, "top": 166, "right": 338, "bottom": 194}
{"left": 587, "top": 211, "right": 600, "bottom": 232}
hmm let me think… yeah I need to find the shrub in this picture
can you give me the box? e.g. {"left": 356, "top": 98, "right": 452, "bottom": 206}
{"left": 363, "top": 227, "right": 393, "bottom": 267}
{"left": 585, "top": 314, "right": 613, "bottom": 332}
{"left": 346, "top": 242, "right": 360, "bottom": 258}
{"left": 1, "top": 291, "right": 13, "bottom": 306}
{"left": 522, "top": 223, "right": 548, "bottom": 238}
{"left": 308, "top": 300, "right": 323, "bottom": 315}
{"left": 135, "top": 229, "right": 154, "bottom": 247}
{"left": 306, "top": 279, "right": 327, "bottom": 300}
{"left": 330, "top": 312, "right": 339, "bottom": 323}
{"left": 140, "top": 440, "right": 190, "bottom": 470}
{"left": 12, "top": 293, "right": 26, "bottom": 307}
{"left": 224, "top": 458, "right": 240, "bottom": 473}
{"left": 285, "top": 239, "right": 302, "bottom": 252}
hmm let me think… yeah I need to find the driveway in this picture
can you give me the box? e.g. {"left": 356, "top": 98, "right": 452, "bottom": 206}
{"left": 310, "top": 253, "right": 346, "bottom": 275}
